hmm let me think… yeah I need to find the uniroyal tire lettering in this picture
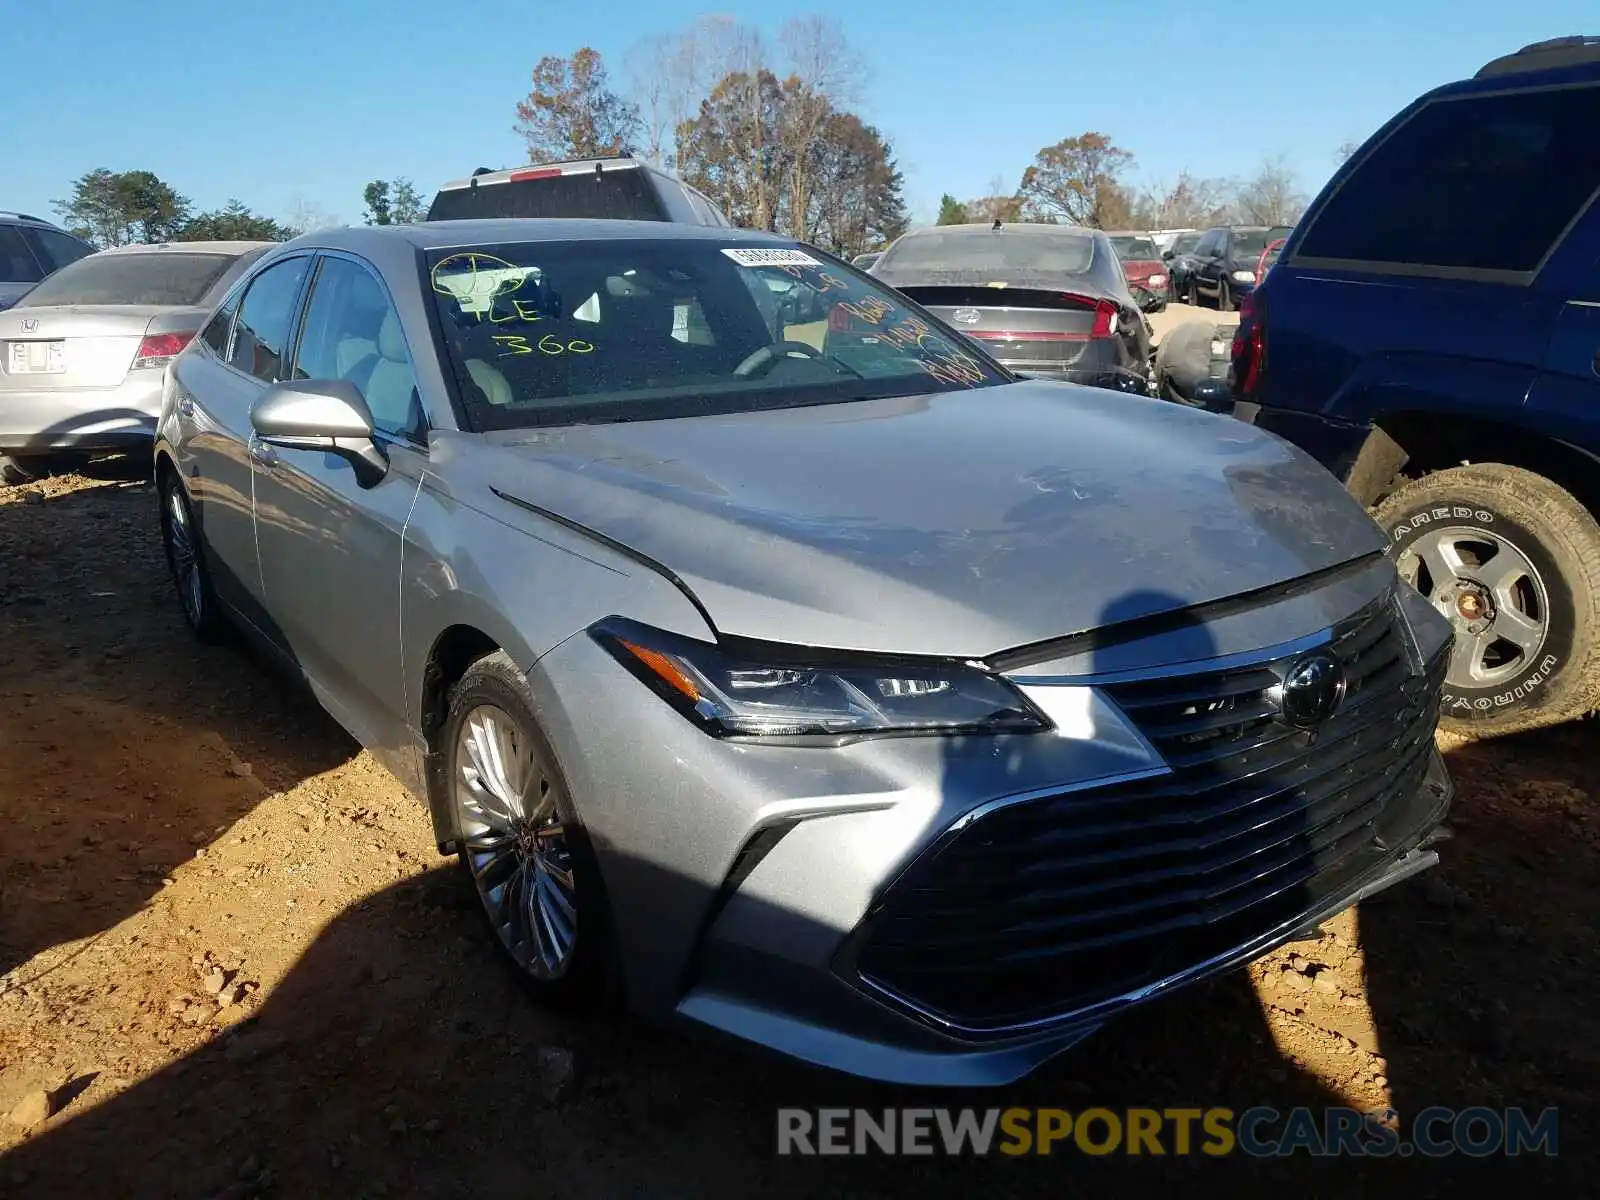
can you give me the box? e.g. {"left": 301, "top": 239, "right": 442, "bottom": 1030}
{"left": 1442, "top": 653, "right": 1561, "bottom": 713}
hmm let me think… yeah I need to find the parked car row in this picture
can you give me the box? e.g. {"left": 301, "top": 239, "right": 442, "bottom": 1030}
{"left": 869, "top": 222, "right": 1153, "bottom": 392}
{"left": 3, "top": 32, "right": 1594, "bottom": 1090}
{"left": 1164, "top": 224, "right": 1293, "bottom": 310}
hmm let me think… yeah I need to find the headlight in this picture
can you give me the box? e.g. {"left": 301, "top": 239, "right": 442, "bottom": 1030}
{"left": 1232, "top": 270, "right": 1256, "bottom": 283}
{"left": 592, "top": 620, "right": 1050, "bottom": 738}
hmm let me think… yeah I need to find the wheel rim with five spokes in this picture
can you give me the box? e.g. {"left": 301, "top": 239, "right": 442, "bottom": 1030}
{"left": 1397, "top": 523, "right": 1550, "bottom": 689}
{"left": 454, "top": 704, "right": 578, "bottom": 979}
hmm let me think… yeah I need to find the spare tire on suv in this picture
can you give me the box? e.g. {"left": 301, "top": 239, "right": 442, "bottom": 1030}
{"left": 1375, "top": 464, "right": 1600, "bottom": 736}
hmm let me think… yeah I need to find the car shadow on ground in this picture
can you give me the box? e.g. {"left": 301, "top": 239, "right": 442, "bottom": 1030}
{"left": 0, "top": 761, "right": 1587, "bottom": 1200}
{"left": 0, "top": 476, "right": 356, "bottom": 978}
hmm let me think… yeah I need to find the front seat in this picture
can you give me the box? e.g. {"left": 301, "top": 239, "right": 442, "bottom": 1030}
{"left": 363, "top": 309, "right": 425, "bottom": 437}
{"left": 464, "top": 358, "right": 514, "bottom": 407}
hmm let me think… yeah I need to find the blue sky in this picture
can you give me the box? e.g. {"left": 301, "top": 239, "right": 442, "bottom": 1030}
{"left": 8, "top": 0, "right": 1587, "bottom": 230}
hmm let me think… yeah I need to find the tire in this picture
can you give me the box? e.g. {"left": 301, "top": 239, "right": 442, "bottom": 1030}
{"left": 1217, "top": 278, "right": 1234, "bottom": 312}
{"left": 1374, "top": 464, "right": 1600, "bottom": 736}
{"left": 159, "top": 470, "right": 228, "bottom": 643}
{"left": 0, "top": 452, "right": 87, "bottom": 485}
{"left": 443, "top": 651, "right": 617, "bottom": 1010}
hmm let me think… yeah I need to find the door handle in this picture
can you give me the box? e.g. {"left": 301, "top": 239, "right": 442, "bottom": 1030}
{"left": 248, "top": 439, "right": 280, "bottom": 469}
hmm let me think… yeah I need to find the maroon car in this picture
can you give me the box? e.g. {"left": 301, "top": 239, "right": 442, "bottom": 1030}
{"left": 1107, "top": 233, "right": 1170, "bottom": 312}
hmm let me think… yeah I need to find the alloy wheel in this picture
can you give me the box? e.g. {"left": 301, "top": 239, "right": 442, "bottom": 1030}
{"left": 454, "top": 704, "right": 578, "bottom": 979}
{"left": 1397, "top": 523, "right": 1550, "bottom": 688}
{"left": 164, "top": 484, "right": 205, "bottom": 627}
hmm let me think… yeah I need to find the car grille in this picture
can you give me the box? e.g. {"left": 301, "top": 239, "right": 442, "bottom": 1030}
{"left": 851, "top": 597, "right": 1447, "bottom": 1034}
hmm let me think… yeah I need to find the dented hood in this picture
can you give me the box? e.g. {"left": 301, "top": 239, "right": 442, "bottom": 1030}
{"left": 474, "top": 381, "right": 1385, "bottom": 658}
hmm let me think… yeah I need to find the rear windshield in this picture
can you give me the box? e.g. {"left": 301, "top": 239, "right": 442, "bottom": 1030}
{"left": 1296, "top": 82, "right": 1600, "bottom": 274}
{"left": 426, "top": 170, "right": 667, "bottom": 222}
{"left": 1109, "top": 236, "right": 1160, "bottom": 260}
{"left": 426, "top": 239, "right": 1008, "bottom": 428}
{"left": 880, "top": 228, "right": 1095, "bottom": 274}
{"left": 18, "top": 252, "right": 233, "bottom": 307}
{"left": 1230, "top": 230, "right": 1272, "bottom": 259}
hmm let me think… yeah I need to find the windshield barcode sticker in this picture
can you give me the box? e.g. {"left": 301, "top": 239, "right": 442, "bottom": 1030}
{"left": 721, "top": 247, "right": 821, "bottom": 267}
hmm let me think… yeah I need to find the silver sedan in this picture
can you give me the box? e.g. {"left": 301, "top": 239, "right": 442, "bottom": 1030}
{"left": 154, "top": 220, "right": 1454, "bottom": 1085}
{"left": 0, "top": 241, "right": 269, "bottom": 483}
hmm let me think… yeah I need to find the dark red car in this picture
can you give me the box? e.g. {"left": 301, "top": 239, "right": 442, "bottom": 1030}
{"left": 1107, "top": 233, "right": 1170, "bottom": 312}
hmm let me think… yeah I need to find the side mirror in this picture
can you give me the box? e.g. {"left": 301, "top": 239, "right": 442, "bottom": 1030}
{"left": 1191, "top": 378, "right": 1233, "bottom": 414}
{"left": 250, "top": 379, "right": 388, "bottom": 488}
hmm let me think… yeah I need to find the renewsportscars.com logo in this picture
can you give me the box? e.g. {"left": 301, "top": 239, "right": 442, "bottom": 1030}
{"left": 776, "top": 1106, "right": 1559, "bottom": 1158}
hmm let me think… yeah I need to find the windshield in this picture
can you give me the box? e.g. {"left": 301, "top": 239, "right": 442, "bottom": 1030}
{"left": 426, "top": 239, "right": 1009, "bottom": 428}
{"left": 879, "top": 228, "right": 1095, "bottom": 274}
{"left": 1230, "top": 230, "right": 1272, "bottom": 259}
{"left": 19, "top": 252, "right": 234, "bottom": 307}
{"left": 1109, "top": 236, "right": 1160, "bottom": 260}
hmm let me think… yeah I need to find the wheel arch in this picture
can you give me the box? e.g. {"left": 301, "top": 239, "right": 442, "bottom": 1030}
{"left": 419, "top": 622, "right": 508, "bottom": 853}
{"left": 1350, "top": 411, "right": 1600, "bottom": 517}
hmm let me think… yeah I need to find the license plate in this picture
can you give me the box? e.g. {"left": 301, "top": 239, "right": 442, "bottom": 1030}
{"left": 7, "top": 340, "right": 65, "bottom": 374}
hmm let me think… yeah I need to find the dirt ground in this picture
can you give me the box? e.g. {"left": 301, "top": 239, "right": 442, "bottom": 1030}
{"left": 0, "top": 467, "right": 1595, "bottom": 1198}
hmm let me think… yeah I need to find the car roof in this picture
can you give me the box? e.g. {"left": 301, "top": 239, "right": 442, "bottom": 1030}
{"left": 89, "top": 241, "right": 276, "bottom": 256}
{"left": 287, "top": 219, "right": 792, "bottom": 255}
{"left": 1475, "top": 35, "right": 1600, "bottom": 79}
{"left": 902, "top": 222, "right": 1095, "bottom": 237}
{"left": 0, "top": 211, "right": 75, "bottom": 231}
{"left": 433, "top": 156, "right": 659, "bottom": 193}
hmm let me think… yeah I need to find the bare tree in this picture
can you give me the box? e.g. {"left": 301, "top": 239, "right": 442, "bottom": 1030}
{"left": 285, "top": 196, "right": 340, "bottom": 236}
{"left": 1232, "top": 153, "right": 1306, "bottom": 225}
{"left": 624, "top": 30, "right": 709, "bottom": 168}
{"left": 773, "top": 15, "right": 869, "bottom": 239}
{"left": 1138, "top": 171, "right": 1231, "bottom": 229}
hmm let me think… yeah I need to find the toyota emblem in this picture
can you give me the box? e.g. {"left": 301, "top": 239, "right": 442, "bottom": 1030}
{"left": 951, "top": 308, "right": 981, "bottom": 325}
{"left": 1274, "top": 651, "right": 1347, "bottom": 730}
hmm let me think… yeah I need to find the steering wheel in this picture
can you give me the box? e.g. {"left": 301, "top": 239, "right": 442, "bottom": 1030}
{"left": 733, "top": 341, "right": 826, "bottom": 378}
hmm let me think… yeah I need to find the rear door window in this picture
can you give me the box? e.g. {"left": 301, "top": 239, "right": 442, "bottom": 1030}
{"left": 25, "top": 228, "right": 93, "bottom": 272}
{"left": 1296, "top": 82, "right": 1600, "bottom": 275}
{"left": 0, "top": 226, "right": 43, "bottom": 284}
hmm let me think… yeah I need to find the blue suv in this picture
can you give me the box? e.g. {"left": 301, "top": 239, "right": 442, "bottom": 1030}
{"left": 1230, "top": 36, "right": 1600, "bottom": 738}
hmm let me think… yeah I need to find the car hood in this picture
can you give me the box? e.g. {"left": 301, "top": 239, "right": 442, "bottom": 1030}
{"left": 472, "top": 381, "right": 1385, "bottom": 658}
